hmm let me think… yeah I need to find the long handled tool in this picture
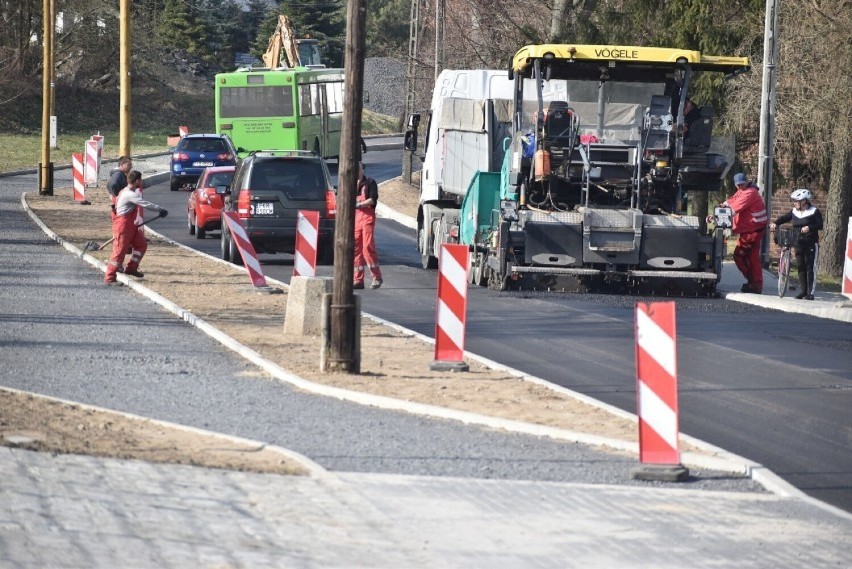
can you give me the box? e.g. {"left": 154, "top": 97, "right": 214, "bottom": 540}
{"left": 80, "top": 216, "right": 161, "bottom": 256}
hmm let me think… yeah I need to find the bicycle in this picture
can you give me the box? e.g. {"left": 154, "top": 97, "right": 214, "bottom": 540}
{"left": 774, "top": 225, "right": 799, "bottom": 297}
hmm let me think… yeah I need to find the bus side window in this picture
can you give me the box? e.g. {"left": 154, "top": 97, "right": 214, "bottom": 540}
{"left": 299, "top": 84, "right": 313, "bottom": 117}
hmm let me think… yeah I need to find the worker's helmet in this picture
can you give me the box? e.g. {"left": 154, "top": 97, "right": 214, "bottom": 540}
{"left": 790, "top": 188, "right": 812, "bottom": 201}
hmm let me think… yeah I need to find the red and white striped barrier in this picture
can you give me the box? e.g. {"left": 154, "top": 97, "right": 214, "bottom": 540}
{"left": 430, "top": 244, "right": 470, "bottom": 371}
{"left": 843, "top": 217, "right": 852, "bottom": 300}
{"left": 293, "top": 210, "right": 319, "bottom": 278}
{"left": 90, "top": 134, "right": 104, "bottom": 153}
{"left": 634, "top": 302, "right": 684, "bottom": 472}
{"left": 222, "top": 212, "right": 268, "bottom": 288}
{"left": 71, "top": 153, "right": 87, "bottom": 203}
{"left": 84, "top": 139, "right": 99, "bottom": 186}
{"left": 179, "top": 125, "right": 189, "bottom": 138}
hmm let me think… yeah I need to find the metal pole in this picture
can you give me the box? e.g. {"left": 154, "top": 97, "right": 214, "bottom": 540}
{"left": 48, "top": 0, "right": 56, "bottom": 148}
{"left": 39, "top": 0, "right": 54, "bottom": 196}
{"left": 328, "top": 0, "right": 367, "bottom": 373}
{"left": 757, "top": 0, "right": 780, "bottom": 264}
{"left": 433, "top": 0, "right": 443, "bottom": 83}
{"left": 119, "top": 0, "right": 131, "bottom": 156}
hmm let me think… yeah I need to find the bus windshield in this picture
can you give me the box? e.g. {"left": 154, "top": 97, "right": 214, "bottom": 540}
{"left": 215, "top": 68, "right": 344, "bottom": 159}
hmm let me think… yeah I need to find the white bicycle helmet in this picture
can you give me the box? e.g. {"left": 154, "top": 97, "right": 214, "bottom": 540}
{"left": 790, "top": 188, "right": 812, "bottom": 201}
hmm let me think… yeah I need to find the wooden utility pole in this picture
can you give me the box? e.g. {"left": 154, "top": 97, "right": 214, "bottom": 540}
{"left": 119, "top": 0, "right": 132, "bottom": 156}
{"left": 39, "top": 0, "right": 54, "bottom": 196}
{"left": 328, "top": 0, "right": 368, "bottom": 373}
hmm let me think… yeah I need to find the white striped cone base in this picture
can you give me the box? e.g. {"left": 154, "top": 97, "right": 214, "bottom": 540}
{"left": 293, "top": 210, "right": 319, "bottom": 278}
{"left": 84, "top": 140, "right": 99, "bottom": 186}
{"left": 71, "top": 153, "right": 87, "bottom": 203}
{"left": 431, "top": 244, "right": 469, "bottom": 371}
{"left": 222, "top": 212, "right": 268, "bottom": 288}
{"left": 634, "top": 301, "right": 682, "bottom": 466}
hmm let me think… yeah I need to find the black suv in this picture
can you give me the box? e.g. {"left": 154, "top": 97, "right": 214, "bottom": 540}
{"left": 170, "top": 133, "right": 238, "bottom": 191}
{"left": 220, "top": 150, "right": 336, "bottom": 265}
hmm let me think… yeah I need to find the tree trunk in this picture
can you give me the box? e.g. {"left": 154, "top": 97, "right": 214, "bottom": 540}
{"left": 549, "top": 0, "right": 567, "bottom": 42}
{"left": 819, "top": 142, "right": 852, "bottom": 278}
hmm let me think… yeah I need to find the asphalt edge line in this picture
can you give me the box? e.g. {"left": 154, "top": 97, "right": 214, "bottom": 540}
{"left": 22, "top": 191, "right": 835, "bottom": 511}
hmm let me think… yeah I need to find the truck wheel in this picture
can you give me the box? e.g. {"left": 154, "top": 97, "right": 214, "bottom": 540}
{"left": 487, "top": 267, "right": 507, "bottom": 291}
{"left": 419, "top": 225, "right": 438, "bottom": 269}
{"left": 473, "top": 252, "right": 487, "bottom": 287}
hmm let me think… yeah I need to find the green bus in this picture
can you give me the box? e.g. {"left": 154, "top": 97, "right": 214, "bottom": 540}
{"left": 214, "top": 67, "right": 344, "bottom": 159}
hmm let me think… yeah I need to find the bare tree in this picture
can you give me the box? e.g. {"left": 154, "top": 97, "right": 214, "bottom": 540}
{"left": 728, "top": 0, "right": 852, "bottom": 277}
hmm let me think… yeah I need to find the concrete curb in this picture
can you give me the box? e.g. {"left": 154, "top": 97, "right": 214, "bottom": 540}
{"left": 0, "top": 385, "right": 328, "bottom": 478}
{"left": 721, "top": 289, "right": 852, "bottom": 323}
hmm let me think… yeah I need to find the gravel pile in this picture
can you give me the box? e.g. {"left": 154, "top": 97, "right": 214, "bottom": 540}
{"left": 364, "top": 57, "right": 407, "bottom": 118}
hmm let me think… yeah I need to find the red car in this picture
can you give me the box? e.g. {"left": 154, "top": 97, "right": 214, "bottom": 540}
{"left": 187, "top": 166, "right": 235, "bottom": 239}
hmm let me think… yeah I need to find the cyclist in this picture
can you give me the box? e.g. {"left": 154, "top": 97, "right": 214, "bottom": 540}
{"left": 769, "top": 189, "right": 823, "bottom": 300}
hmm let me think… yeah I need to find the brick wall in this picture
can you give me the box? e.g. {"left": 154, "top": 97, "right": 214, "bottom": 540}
{"left": 738, "top": 148, "right": 827, "bottom": 258}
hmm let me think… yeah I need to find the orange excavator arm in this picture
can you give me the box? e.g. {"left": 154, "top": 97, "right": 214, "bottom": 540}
{"left": 261, "top": 15, "right": 300, "bottom": 68}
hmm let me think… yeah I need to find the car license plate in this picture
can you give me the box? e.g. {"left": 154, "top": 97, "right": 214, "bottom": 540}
{"left": 254, "top": 202, "right": 274, "bottom": 215}
{"left": 193, "top": 161, "right": 214, "bottom": 167}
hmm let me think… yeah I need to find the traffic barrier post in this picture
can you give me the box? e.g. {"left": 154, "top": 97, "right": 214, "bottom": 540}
{"left": 430, "top": 244, "right": 470, "bottom": 372}
{"left": 179, "top": 125, "right": 189, "bottom": 138}
{"left": 632, "top": 301, "right": 689, "bottom": 482}
{"left": 843, "top": 218, "right": 852, "bottom": 300}
{"left": 293, "top": 210, "right": 319, "bottom": 278}
{"left": 71, "top": 153, "right": 90, "bottom": 205}
{"left": 222, "top": 212, "right": 272, "bottom": 290}
{"left": 83, "top": 139, "right": 99, "bottom": 186}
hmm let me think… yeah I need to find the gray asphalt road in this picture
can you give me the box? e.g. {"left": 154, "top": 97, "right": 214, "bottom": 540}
{"left": 1, "top": 171, "right": 762, "bottom": 493}
{"left": 143, "top": 149, "right": 852, "bottom": 512}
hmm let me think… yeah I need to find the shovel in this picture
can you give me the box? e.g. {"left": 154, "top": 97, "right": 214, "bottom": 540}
{"left": 80, "top": 216, "right": 161, "bottom": 256}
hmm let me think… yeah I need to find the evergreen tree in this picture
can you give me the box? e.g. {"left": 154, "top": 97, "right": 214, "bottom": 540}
{"left": 240, "top": 0, "right": 274, "bottom": 55}
{"left": 158, "top": 0, "right": 209, "bottom": 58}
{"left": 274, "top": 0, "right": 346, "bottom": 67}
{"left": 197, "top": 0, "right": 244, "bottom": 66}
{"left": 366, "top": 0, "right": 409, "bottom": 57}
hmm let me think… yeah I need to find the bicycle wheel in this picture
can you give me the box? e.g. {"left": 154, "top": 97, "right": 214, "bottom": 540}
{"left": 777, "top": 248, "right": 791, "bottom": 297}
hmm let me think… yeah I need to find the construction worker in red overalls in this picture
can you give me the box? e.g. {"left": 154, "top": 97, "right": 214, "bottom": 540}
{"left": 353, "top": 162, "right": 383, "bottom": 289}
{"left": 104, "top": 171, "right": 168, "bottom": 284}
{"left": 709, "top": 172, "right": 768, "bottom": 294}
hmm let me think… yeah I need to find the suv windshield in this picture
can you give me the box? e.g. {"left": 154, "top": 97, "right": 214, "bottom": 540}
{"left": 251, "top": 160, "right": 326, "bottom": 200}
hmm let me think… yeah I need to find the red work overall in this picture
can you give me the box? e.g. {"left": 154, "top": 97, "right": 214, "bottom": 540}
{"left": 353, "top": 180, "right": 382, "bottom": 286}
{"left": 104, "top": 206, "right": 147, "bottom": 283}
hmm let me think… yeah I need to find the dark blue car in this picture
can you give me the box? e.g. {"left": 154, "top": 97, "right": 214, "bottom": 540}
{"left": 170, "top": 134, "right": 237, "bottom": 191}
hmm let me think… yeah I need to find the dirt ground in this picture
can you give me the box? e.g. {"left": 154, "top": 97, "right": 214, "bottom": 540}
{"left": 9, "top": 175, "right": 702, "bottom": 474}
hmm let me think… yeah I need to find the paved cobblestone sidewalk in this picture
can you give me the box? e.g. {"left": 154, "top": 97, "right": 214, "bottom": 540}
{"left": 2, "top": 447, "right": 850, "bottom": 568}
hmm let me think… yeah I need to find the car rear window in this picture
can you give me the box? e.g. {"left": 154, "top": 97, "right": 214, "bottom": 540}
{"left": 206, "top": 172, "right": 234, "bottom": 187}
{"left": 182, "top": 139, "right": 228, "bottom": 153}
{"left": 251, "top": 160, "right": 326, "bottom": 200}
